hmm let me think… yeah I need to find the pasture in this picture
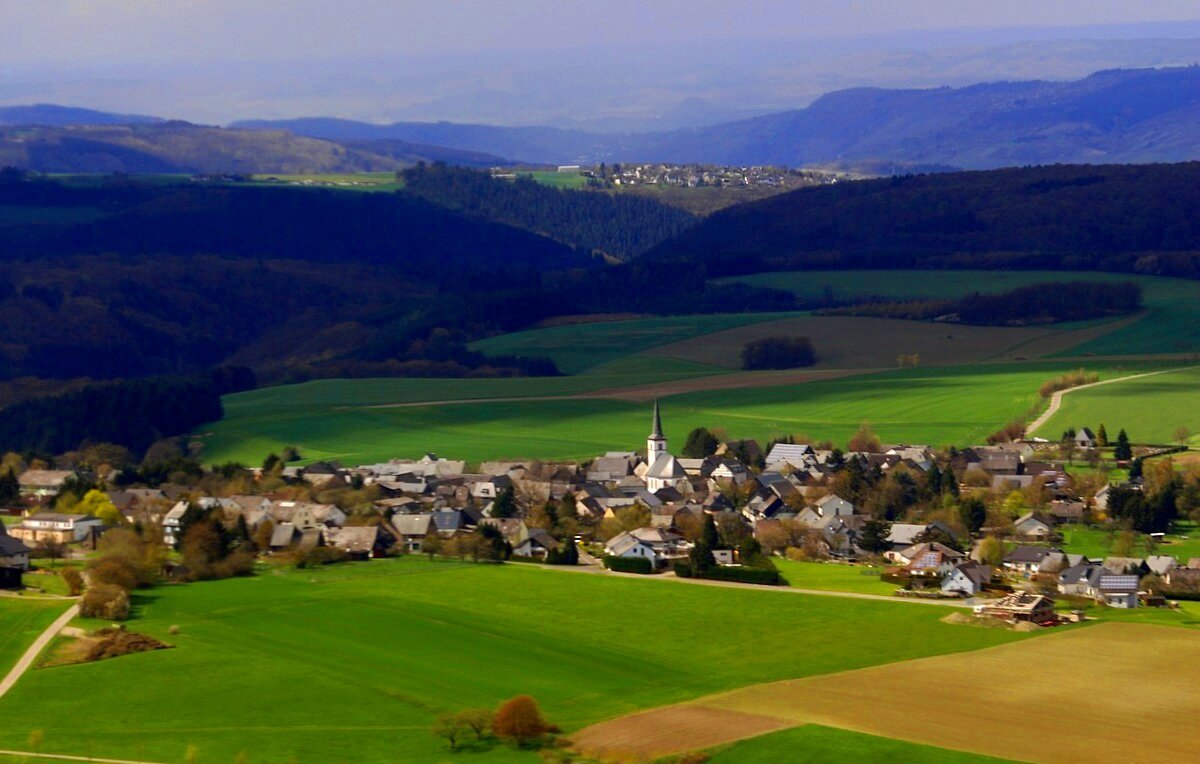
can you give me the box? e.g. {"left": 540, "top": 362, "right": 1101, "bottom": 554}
{"left": 0, "top": 599, "right": 69, "bottom": 675}
{"left": 575, "top": 622, "right": 1200, "bottom": 763}
{"left": 198, "top": 361, "right": 1162, "bottom": 465}
{"left": 645, "top": 314, "right": 1116, "bottom": 370}
{"left": 705, "top": 726, "right": 1014, "bottom": 764}
{"left": 721, "top": 270, "right": 1200, "bottom": 357}
{"left": 0, "top": 558, "right": 1027, "bottom": 764}
{"left": 470, "top": 312, "right": 798, "bottom": 374}
{"left": 773, "top": 560, "right": 897, "bottom": 596}
{"left": 1037, "top": 365, "right": 1200, "bottom": 444}
{"left": 1058, "top": 520, "right": 1200, "bottom": 562}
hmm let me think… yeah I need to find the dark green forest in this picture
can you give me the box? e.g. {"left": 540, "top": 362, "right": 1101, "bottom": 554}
{"left": 649, "top": 162, "right": 1200, "bottom": 278}
{"left": 401, "top": 163, "right": 697, "bottom": 260}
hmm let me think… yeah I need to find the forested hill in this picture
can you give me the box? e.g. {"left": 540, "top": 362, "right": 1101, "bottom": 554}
{"left": 0, "top": 123, "right": 509, "bottom": 174}
{"left": 645, "top": 162, "right": 1200, "bottom": 278}
{"left": 234, "top": 67, "right": 1200, "bottom": 169}
{"left": 401, "top": 164, "right": 697, "bottom": 260}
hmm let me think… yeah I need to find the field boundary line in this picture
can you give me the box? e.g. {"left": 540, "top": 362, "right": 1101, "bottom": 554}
{"left": 0, "top": 750, "right": 164, "bottom": 764}
{"left": 0, "top": 603, "right": 78, "bottom": 700}
{"left": 1026, "top": 365, "right": 1200, "bottom": 436}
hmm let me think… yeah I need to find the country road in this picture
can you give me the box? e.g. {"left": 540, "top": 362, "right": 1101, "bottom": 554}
{"left": 0, "top": 603, "right": 78, "bottom": 700}
{"left": 1026, "top": 366, "right": 1199, "bottom": 436}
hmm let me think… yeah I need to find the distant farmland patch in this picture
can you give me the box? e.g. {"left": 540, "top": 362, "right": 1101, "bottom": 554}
{"left": 576, "top": 622, "right": 1200, "bottom": 763}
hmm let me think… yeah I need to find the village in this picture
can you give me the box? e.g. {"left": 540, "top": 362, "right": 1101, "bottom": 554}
{"left": 2, "top": 403, "right": 1196, "bottom": 628}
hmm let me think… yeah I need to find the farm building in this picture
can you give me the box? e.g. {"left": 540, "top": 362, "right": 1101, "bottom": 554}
{"left": 976, "top": 592, "right": 1056, "bottom": 624}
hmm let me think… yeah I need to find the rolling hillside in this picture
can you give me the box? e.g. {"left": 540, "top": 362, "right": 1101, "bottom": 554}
{"left": 0, "top": 123, "right": 509, "bottom": 174}
{"left": 234, "top": 67, "right": 1200, "bottom": 168}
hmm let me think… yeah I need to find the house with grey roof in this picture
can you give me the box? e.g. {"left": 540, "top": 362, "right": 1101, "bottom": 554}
{"left": 942, "top": 562, "right": 991, "bottom": 596}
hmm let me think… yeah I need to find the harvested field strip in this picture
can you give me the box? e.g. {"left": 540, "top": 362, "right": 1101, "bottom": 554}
{"left": 574, "top": 622, "right": 1200, "bottom": 764}
{"left": 646, "top": 315, "right": 1118, "bottom": 370}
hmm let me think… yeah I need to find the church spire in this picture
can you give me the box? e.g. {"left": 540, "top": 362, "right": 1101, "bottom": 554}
{"left": 647, "top": 398, "right": 667, "bottom": 465}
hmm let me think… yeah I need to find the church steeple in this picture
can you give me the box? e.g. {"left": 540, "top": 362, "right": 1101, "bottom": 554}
{"left": 647, "top": 399, "right": 667, "bottom": 464}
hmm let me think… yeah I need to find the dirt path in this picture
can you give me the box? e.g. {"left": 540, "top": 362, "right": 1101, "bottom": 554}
{"left": 1026, "top": 365, "right": 1200, "bottom": 436}
{"left": 0, "top": 603, "right": 77, "bottom": 700}
{"left": 0, "top": 751, "right": 165, "bottom": 764}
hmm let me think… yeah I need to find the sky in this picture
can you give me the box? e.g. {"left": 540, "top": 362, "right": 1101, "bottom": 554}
{"left": 4, "top": 0, "right": 1200, "bottom": 67}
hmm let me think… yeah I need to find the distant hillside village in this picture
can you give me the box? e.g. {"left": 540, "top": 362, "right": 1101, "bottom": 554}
{"left": 3, "top": 404, "right": 1197, "bottom": 625}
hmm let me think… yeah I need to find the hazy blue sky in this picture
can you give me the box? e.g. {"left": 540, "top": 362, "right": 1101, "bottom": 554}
{"left": 5, "top": 0, "right": 1200, "bottom": 66}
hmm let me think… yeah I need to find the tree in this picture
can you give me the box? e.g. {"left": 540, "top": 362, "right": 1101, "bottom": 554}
{"left": 1128, "top": 458, "right": 1144, "bottom": 481}
{"left": 491, "top": 487, "right": 518, "bottom": 519}
{"left": 422, "top": 533, "right": 444, "bottom": 561}
{"left": 0, "top": 468, "right": 19, "bottom": 506}
{"left": 459, "top": 709, "right": 494, "bottom": 740}
{"left": 848, "top": 422, "right": 882, "bottom": 453}
{"left": 977, "top": 535, "right": 1005, "bottom": 566}
{"left": 858, "top": 518, "right": 892, "bottom": 554}
{"left": 79, "top": 583, "right": 131, "bottom": 620}
{"left": 59, "top": 489, "right": 122, "bottom": 526}
{"left": 1175, "top": 425, "right": 1192, "bottom": 444}
{"left": 682, "top": 427, "right": 719, "bottom": 458}
{"left": 432, "top": 713, "right": 471, "bottom": 750}
{"left": 1096, "top": 424, "right": 1109, "bottom": 447}
{"left": 61, "top": 567, "right": 85, "bottom": 596}
{"left": 689, "top": 515, "right": 719, "bottom": 573}
{"left": 958, "top": 497, "right": 987, "bottom": 534}
{"left": 492, "top": 695, "right": 550, "bottom": 745}
{"left": 1114, "top": 429, "right": 1133, "bottom": 461}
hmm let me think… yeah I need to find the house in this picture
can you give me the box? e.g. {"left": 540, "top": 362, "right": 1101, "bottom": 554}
{"left": 513, "top": 528, "right": 559, "bottom": 560}
{"left": 813, "top": 494, "right": 855, "bottom": 518}
{"left": 1058, "top": 562, "right": 1104, "bottom": 596}
{"left": 1074, "top": 428, "right": 1097, "bottom": 449}
{"left": 1093, "top": 485, "right": 1113, "bottom": 513}
{"left": 1097, "top": 575, "right": 1139, "bottom": 608}
{"left": 1013, "top": 512, "right": 1055, "bottom": 540}
{"left": 471, "top": 474, "right": 513, "bottom": 500}
{"left": 1101, "top": 557, "right": 1149, "bottom": 576}
{"left": 765, "top": 443, "right": 815, "bottom": 468}
{"left": 391, "top": 514, "right": 436, "bottom": 552}
{"left": 976, "top": 592, "right": 1056, "bottom": 623}
{"left": 1003, "top": 545, "right": 1061, "bottom": 576}
{"left": 0, "top": 524, "right": 31, "bottom": 588}
{"left": 942, "top": 563, "right": 992, "bottom": 596}
{"left": 1146, "top": 555, "right": 1178, "bottom": 576}
{"left": 300, "top": 461, "right": 346, "bottom": 487}
{"left": 1047, "top": 500, "right": 1086, "bottom": 523}
{"left": 17, "top": 469, "right": 79, "bottom": 497}
{"left": 162, "top": 501, "right": 189, "bottom": 546}
{"left": 884, "top": 521, "right": 961, "bottom": 557}
{"left": 604, "top": 527, "right": 691, "bottom": 569}
{"left": 897, "top": 542, "right": 965, "bottom": 575}
{"left": 9, "top": 513, "right": 103, "bottom": 545}
{"left": 326, "top": 526, "right": 393, "bottom": 560}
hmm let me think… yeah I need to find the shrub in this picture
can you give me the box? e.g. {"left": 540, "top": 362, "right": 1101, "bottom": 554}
{"left": 87, "top": 556, "right": 139, "bottom": 591}
{"left": 60, "top": 568, "right": 84, "bottom": 596}
{"left": 675, "top": 561, "right": 784, "bottom": 586}
{"left": 741, "top": 336, "right": 817, "bottom": 370}
{"left": 79, "top": 583, "right": 131, "bottom": 621}
{"left": 493, "top": 695, "right": 550, "bottom": 745}
{"left": 293, "top": 546, "right": 350, "bottom": 569}
{"left": 603, "top": 555, "right": 654, "bottom": 574}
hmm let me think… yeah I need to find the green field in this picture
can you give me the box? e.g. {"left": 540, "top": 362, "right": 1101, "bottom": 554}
{"left": 0, "top": 599, "right": 69, "bottom": 675}
{"left": 1038, "top": 365, "right": 1200, "bottom": 443}
{"left": 470, "top": 312, "right": 798, "bottom": 374}
{"left": 0, "top": 559, "right": 1028, "bottom": 764}
{"left": 517, "top": 170, "right": 590, "bottom": 190}
{"left": 1059, "top": 521, "right": 1200, "bottom": 562}
{"left": 246, "top": 172, "right": 404, "bottom": 192}
{"left": 199, "top": 361, "right": 1161, "bottom": 465}
{"left": 774, "top": 560, "right": 898, "bottom": 596}
{"left": 707, "top": 725, "right": 1014, "bottom": 764}
{"left": 722, "top": 270, "right": 1200, "bottom": 357}
{"left": 0, "top": 205, "right": 110, "bottom": 227}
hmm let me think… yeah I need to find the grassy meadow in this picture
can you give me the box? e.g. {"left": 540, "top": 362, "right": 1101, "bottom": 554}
{"left": 0, "top": 599, "right": 70, "bottom": 675}
{"left": 773, "top": 560, "right": 897, "bottom": 596}
{"left": 706, "top": 725, "right": 1015, "bottom": 764}
{"left": 470, "top": 312, "right": 798, "bottom": 374}
{"left": 1037, "top": 364, "right": 1200, "bottom": 443}
{"left": 0, "top": 558, "right": 1029, "bottom": 764}
{"left": 722, "top": 270, "right": 1200, "bottom": 357}
{"left": 198, "top": 361, "right": 1161, "bottom": 465}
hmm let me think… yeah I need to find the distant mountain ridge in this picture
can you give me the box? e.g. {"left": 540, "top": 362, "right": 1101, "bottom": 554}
{"left": 0, "top": 104, "right": 163, "bottom": 127}
{"left": 0, "top": 122, "right": 509, "bottom": 174}
{"left": 234, "top": 66, "right": 1200, "bottom": 169}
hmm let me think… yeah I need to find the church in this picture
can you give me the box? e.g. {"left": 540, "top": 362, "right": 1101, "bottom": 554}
{"left": 643, "top": 400, "right": 689, "bottom": 493}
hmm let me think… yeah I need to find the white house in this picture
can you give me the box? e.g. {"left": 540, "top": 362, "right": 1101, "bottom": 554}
{"left": 605, "top": 527, "right": 691, "bottom": 569}
{"left": 9, "top": 513, "right": 103, "bottom": 545}
{"left": 942, "top": 563, "right": 991, "bottom": 596}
